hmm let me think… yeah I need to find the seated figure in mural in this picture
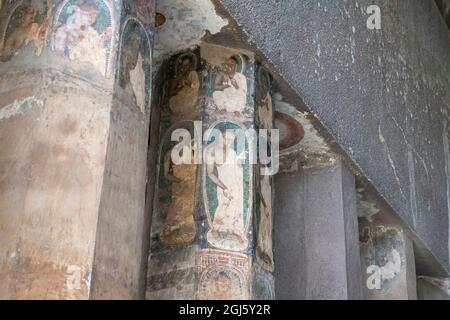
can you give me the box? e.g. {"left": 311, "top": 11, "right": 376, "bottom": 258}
{"left": 54, "top": 2, "right": 112, "bottom": 76}
{"left": 120, "top": 31, "right": 146, "bottom": 113}
{"left": 169, "top": 56, "right": 200, "bottom": 120}
{"left": 206, "top": 130, "right": 248, "bottom": 252}
{"left": 212, "top": 58, "right": 247, "bottom": 116}
{"left": 1, "top": 5, "right": 49, "bottom": 62}
{"left": 206, "top": 272, "right": 240, "bottom": 300}
{"left": 160, "top": 143, "right": 197, "bottom": 246}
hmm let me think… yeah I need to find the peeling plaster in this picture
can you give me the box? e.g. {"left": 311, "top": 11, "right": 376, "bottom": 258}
{"left": 273, "top": 93, "right": 336, "bottom": 170}
{"left": 0, "top": 96, "right": 43, "bottom": 121}
{"left": 360, "top": 225, "right": 406, "bottom": 292}
{"left": 356, "top": 188, "right": 380, "bottom": 222}
{"left": 154, "top": 0, "right": 228, "bottom": 64}
{"left": 274, "top": 93, "right": 330, "bottom": 156}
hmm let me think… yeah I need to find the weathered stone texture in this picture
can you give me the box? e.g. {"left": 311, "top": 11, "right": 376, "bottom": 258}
{"left": 218, "top": 0, "right": 450, "bottom": 273}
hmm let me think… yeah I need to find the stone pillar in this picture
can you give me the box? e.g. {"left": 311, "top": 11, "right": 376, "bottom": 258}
{"left": 359, "top": 218, "right": 417, "bottom": 300}
{"left": 146, "top": 43, "right": 275, "bottom": 300}
{"left": 0, "top": 1, "right": 154, "bottom": 299}
{"left": 274, "top": 160, "right": 363, "bottom": 300}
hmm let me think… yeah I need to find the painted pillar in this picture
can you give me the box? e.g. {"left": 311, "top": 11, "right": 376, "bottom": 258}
{"left": 0, "top": 0, "right": 154, "bottom": 299}
{"left": 274, "top": 160, "right": 363, "bottom": 300}
{"left": 359, "top": 218, "right": 417, "bottom": 300}
{"left": 146, "top": 43, "right": 275, "bottom": 300}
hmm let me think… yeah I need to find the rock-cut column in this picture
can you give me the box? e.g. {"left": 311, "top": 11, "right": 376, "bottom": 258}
{"left": 146, "top": 43, "right": 275, "bottom": 300}
{"left": 0, "top": 0, "right": 155, "bottom": 299}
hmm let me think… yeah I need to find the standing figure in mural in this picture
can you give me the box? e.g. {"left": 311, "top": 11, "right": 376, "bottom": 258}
{"left": 1, "top": 4, "right": 50, "bottom": 62}
{"left": 206, "top": 130, "right": 248, "bottom": 252}
{"left": 160, "top": 142, "right": 197, "bottom": 246}
{"left": 257, "top": 70, "right": 273, "bottom": 130}
{"left": 120, "top": 29, "right": 147, "bottom": 113}
{"left": 135, "top": 0, "right": 153, "bottom": 25}
{"left": 255, "top": 68, "right": 274, "bottom": 271}
{"left": 256, "top": 174, "right": 274, "bottom": 271}
{"left": 54, "top": 1, "right": 112, "bottom": 76}
{"left": 169, "top": 56, "right": 200, "bottom": 120}
{"left": 212, "top": 57, "right": 247, "bottom": 116}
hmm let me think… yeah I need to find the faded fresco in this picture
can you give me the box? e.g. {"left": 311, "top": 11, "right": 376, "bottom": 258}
{"left": 197, "top": 250, "right": 250, "bottom": 300}
{"left": 212, "top": 57, "right": 247, "bottom": 115}
{"left": 252, "top": 264, "right": 275, "bottom": 300}
{"left": 52, "top": 0, "right": 114, "bottom": 76}
{"left": 202, "top": 53, "right": 253, "bottom": 119}
{"left": 255, "top": 67, "right": 274, "bottom": 272}
{"left": 168, "top": 52, "right": 200, "bottom": 121}
{"left": 134, "top": 0, "right": 153, "bottom": 25}
{"left": 256, "top": 173, "right": 274, "bottom": 272}
{"left": 256, "top": 67, "right": 273, "bottom": 130}
{"left": 0, "top": 0, "right": 51, "bottom": 62}
{"left": 118, "top": 18, "right": 151, "bottom": 114}
{"left": 157, "top": 122, "right": 198, "bottom": 246}
{"left": 204, "top": 121, "right": 252, "bottom": 253}
{"left": 359, "top": 225, "right": 406, "bottom": 292}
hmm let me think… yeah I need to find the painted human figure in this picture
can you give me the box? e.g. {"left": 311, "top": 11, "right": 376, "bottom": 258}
{"left": 206, "top": 131, "right": 248, "bottom": 252}
{"left": 212, "top": 58, "right": 248, "bottom": 115}
{"left": 257, "top": 71, "right": 273, "bottom": 130}
{"left": 169, "top": 57, "right": 200, "bottom": 119}
{"left": 121, "top": 31, "right": 146, "bottom": 113}
{"left": 160, "top": 143, "right": 197, "bottom": 246}
{"left": 1, "top": 5, "right": 49, "bottom": 62}
{"left": 135, "top": 0, "right": 153, "bottom": 24}
{"left": 256, "top": 174, "right": 274, "bottom": 271}
{"left": 210, "top": 273, "right": 238, "bottom": 300}
{"left": 54, "top": 2, "right": 112, "bottom": 75}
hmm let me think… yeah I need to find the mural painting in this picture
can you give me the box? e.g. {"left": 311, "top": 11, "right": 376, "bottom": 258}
{"left": 168, "top": 52, "right": 200, "bottom": 121}
{"left": 204, "top": 121, "right": 252, "bottom": 252}
{"left": 255, "top": 67, "right": 274, "bottom": 272}
{"left": 256, "top": 67, "right": 273, "bottom": 130}
{"left": 0, "top": 0, "right": 51, "bottom": 62}
{"left": 118, "top": 18, "right": 151, "bottom": 114}
{"left": 252, "top": 264, "right": 275, "bottom": 300}
{"left": 134, "top": 0, "right": 153, "bottom": 25}
{"left": 204, "top": 54, "right": 251, "bottom": 119}
{"left": 197, "top": 250, "right": 250, "bottom": 300}
{"left": 158, "top": 122, "right": 197, "bottom": 246}
{"left": 53, "top": 0, "right": 113, "bottom": 76}
{"left": 256, "top": 172, "right": 274, "bottom": 272}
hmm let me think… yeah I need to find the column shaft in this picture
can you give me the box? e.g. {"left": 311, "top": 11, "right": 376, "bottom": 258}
{"left": 274, "top": 160, "right": 363, "bottom": 300}
{"left": 0, "top": 0, "right": 154, "bottom": 299}
{"left": 146, "top": 43, "right": 275, "bottom": 300}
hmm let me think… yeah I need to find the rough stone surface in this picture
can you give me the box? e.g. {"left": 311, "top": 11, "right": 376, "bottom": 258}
{"left": 274, "top": 160, "right": 363, "bottom": 300}
{"left": 219, "top": 0, "right": 450, "bottom": 273}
